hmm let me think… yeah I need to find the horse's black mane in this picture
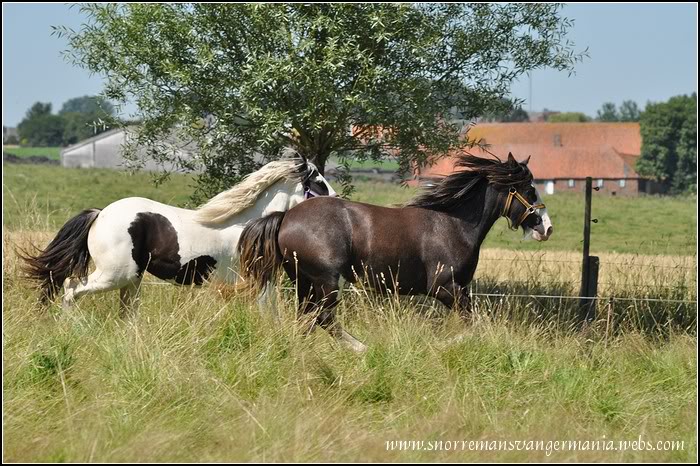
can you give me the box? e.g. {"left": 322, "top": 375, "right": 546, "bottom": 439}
{"left": 406, "top": 153, "right": 533, "bottom": 212}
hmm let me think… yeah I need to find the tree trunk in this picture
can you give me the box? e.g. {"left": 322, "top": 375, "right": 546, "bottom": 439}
{"left": 311, "top": 152, "right": 329, "bottom": 176}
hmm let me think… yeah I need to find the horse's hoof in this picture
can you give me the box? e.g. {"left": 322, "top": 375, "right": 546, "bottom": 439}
{"left": 349, "top": 341, "right": 368, "bottom": 353}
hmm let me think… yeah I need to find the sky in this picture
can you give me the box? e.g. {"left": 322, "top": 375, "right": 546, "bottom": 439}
{"left": 2, "top": 3, "right": 698, "bottom": 127}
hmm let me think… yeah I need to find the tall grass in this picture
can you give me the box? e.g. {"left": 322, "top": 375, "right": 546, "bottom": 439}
{"left": 3, "top": 230, "right": 697, "bottom": 462}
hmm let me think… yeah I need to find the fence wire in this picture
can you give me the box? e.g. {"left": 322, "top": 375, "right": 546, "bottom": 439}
{"left": 136, "top": 255, "right": 697, "bottom": 307}
{"left": 476, "top": 254, "right": 696, "bottom": 303}
{"left": 469, "top": 292, "right": 696, "bottom": 305}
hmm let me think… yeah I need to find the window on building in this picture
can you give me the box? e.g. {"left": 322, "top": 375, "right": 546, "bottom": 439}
{"left": 568, "top": 179, "right": 575, "bottom": 188}
{"left": 597, "top": 179, "right": 604, "bottom": 188}
{"left": 545, "top": 180, "right": 555, "bottom": 195}
{"left": 619, "top": 179, "right": 626, "bottom": 188}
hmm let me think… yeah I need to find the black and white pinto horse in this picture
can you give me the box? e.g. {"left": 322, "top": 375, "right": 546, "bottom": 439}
{"left": 21, "top": 154, "right": 335, "bottom": 315}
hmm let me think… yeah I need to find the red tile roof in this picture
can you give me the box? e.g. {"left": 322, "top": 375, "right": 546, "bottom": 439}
{"left": 420, "top": 122, "right": 643, "bottom": 180}
{"left": 467, "top": 122, "right": 641, "bottom": 155}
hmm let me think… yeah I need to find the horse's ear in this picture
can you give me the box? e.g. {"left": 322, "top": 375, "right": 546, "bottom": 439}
{"left": 507, "top": 152, "right": 516, "bottom": 164}
{"left": 523, "top": 155, "right": 531, "bottom": 165}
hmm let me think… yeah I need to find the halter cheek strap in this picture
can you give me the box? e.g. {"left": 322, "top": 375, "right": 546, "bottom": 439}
{"left": 502, "top": 187, "right": 546, "bottom": 230}
{"left": 302, "top": 168, "right": 319, "bottom": 199}
{"left": 304, "top": 188, "right": 322, "bottom": 199}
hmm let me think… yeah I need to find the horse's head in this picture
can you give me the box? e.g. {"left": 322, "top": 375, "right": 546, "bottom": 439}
{"left": 294, "top": 154, "right": 337, "bottom": 199}
{"left": 499, "top": 153, "right": 553, "bottom": 242}
{"left": 407, "top": 152, "right": 552, "bottom": 242}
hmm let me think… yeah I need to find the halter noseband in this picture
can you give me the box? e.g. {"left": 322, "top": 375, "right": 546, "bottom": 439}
{"left": 502, "top": 187, "right": 546, "bottom": 230}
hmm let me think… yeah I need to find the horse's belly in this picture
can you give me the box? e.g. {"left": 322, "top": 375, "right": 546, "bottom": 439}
{"left": 348, "top": 256, "right": 429, "bottom": 295}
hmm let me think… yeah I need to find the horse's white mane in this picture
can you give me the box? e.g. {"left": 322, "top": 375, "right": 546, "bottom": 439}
{"left": 195, "top": 152, "right": 304, "bottom": 225}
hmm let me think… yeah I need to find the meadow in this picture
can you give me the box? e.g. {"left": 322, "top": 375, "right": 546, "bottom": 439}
{"left": 3, "top": 164, "right": 697, "bottom": 256}
{"left": 2, "top": 163, "right": 697, "bottom": 462}
{"left": 3, "top": 146, "right": 62, "bottom": 161}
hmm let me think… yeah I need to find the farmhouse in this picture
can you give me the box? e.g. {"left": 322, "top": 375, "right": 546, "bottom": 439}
{"left": 60, "top": 127, "right": 201, "bottom": 171}
{"left": 416, "top": 122, "right": 661, "bottom": 196}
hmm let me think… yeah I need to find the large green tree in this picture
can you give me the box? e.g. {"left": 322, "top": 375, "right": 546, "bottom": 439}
{"left": 60, "top": 3, "right": 584, "bottom": 199}
{"left": 636, "top": 93, "right": 697, "bottom": 194}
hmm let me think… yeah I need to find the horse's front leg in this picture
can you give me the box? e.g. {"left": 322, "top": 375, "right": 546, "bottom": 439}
{"left": 435, "top": 283, "right": 471, "bottom": 321}
{"left": 456, "top": 287, "right": 472, "bottom": 321}
{"left": 302, "top": 277, "right": 367, "bottom": 353}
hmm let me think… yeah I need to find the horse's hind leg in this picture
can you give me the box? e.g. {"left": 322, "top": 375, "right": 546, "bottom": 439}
{"left": 283, "top": 262, "right": 314, "bottom": 319}
{"left": 62, "top": 269, "right": 132, "bottom": 311}
{"left": 293, "top": 274, "right": 315, "bottom": 327}
{"left": 256, "top": 281, "right": 279, "bottom": 320}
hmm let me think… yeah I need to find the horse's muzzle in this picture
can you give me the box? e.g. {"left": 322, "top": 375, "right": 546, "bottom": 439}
{"left": 532, "top": 225, "right": 553, "bottom": 241}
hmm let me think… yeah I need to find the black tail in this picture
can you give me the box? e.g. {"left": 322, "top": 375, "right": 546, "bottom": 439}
{"left": 20, "top": 208, "right": 101, "bottom": 303}
{"left": 237, "top": 211, "right": 286, "bottom": 292}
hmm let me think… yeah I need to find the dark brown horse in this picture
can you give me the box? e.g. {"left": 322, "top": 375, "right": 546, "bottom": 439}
{"left": 238, "top": 153, "right": 553, "bottom": 351}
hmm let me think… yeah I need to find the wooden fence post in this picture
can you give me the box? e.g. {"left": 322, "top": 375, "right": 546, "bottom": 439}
{"left": 579, "top": 177, "right": 599, "bottom": 322}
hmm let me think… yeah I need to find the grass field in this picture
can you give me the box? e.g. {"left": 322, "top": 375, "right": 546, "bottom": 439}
{"left": 2, "top": 163, "right": 697, "bottom": 462}
{"left": 3, "top": 164, "right": 697, "bottom": 255}
{"left": 3, "top": 146, "right": 62, "bottom": 161}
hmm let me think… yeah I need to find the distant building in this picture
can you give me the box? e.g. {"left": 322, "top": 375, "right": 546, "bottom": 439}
{"left": 416, "top": 122, "right": 662, "bottom": 196}
{"left": 60, "top": 126, "right": 288, "bottom": 172}
{"left": 60, "top": 128, "right": 200, "bottom": 171}
{"left": 3, "top": 126, "right": 19, "bottom": 144}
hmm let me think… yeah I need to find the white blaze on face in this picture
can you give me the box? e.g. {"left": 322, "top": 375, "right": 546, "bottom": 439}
{"left": 530, "top": 183, "right": 553, "bottom": 242}
{"left": 305, "top": 162, "right": 337, "bottom": 198}
{"left": 323, "top": 175, "right": 337, "bottom": 197}
{"left": 311, "top": 163, "right": 336, "bottom": 197}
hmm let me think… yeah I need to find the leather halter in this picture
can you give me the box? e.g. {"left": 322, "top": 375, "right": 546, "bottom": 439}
{"left": 301, "top": 166, "right": 318, "bottom": 199}
{"left": 502, "top": 187, "right": 546, "bottom": 230}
